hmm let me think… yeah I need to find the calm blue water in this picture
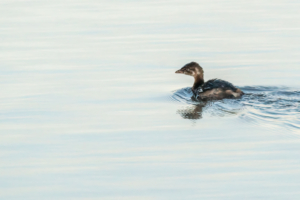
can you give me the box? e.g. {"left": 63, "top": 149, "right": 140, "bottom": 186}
{"left": 1, "top": 0, "right": 300, "bottom": 199}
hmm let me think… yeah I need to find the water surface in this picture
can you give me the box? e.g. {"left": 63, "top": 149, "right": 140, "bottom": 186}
{"left": 1, "top": 0, "right": 300, "bottom": 199}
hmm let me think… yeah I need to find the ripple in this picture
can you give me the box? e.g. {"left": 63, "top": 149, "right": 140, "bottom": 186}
{"left": 171, "top": 86, "right": 300, "bottom": 130}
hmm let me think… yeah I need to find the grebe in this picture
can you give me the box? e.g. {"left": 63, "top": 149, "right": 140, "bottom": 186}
{"left": 175, "top": 62, "right": 244, "bottom": 100}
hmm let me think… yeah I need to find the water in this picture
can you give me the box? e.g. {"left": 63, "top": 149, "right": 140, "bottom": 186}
{"left": 1, "top": 0, "right": 300, "bottom": 199}
{"left": 173, "top": 86, "right": 300, "bottom": 130}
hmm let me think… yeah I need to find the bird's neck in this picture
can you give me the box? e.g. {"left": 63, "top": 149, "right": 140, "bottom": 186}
{"left": 192, "top": 75, "right": 204, "bottom": 90}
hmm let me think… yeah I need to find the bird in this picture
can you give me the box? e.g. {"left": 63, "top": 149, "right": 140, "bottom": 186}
{"left": 175, "top": 62, "right": 244, "bottom": 100}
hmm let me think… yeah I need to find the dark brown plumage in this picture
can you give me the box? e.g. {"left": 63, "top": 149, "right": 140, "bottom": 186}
{"left": 175, "top": 62, "right": 244, "bottom": 100}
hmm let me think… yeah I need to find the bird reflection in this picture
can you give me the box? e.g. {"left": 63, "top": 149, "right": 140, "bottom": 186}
{"left": 172, "top": 87, "right": 241, "bottom": 120}
{"left": 176, "top": 101, "right": 207, "bottom": 120}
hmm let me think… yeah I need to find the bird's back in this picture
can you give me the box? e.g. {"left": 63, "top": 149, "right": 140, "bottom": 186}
{"left": 202, "top": 79, "right": 238, "bottom": 92}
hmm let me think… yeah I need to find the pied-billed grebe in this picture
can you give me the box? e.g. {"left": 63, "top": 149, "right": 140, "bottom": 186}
{"left": 175, "top": 62, "right": 244, "bottom": 100}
